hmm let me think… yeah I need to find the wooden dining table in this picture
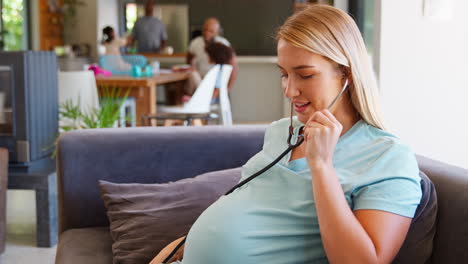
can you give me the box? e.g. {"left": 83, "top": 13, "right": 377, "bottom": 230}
{"left": 95, "top": 71, "right": 189, "bottom": 126}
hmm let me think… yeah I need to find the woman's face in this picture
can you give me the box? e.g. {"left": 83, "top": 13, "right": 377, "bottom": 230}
{"left": 277, "top": 38, "right": 345, "bottom": 124}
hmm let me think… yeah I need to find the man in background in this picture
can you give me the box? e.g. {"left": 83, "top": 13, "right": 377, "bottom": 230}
{"left": 187, "top": 17, "right": 238, "bottom": 90}
{"left": 129, "top": 0, "right": 167, "bottom": 53}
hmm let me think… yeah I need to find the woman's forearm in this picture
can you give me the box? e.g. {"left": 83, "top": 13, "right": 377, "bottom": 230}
{"left": 149, "top": 236, "right": 185, "bottom": 264}
{"left": 311, "top": 165, "right": 379, "bottom": 264}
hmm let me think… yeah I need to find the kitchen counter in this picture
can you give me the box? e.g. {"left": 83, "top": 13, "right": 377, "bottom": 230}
{"left": 236, "top": 56, "right": 277, "bottom": 64}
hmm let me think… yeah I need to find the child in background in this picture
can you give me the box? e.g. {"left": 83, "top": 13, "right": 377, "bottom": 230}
{"left": 101, "top": 26, "right": 132, "bottom": 72}
{"left": 102, "top": 26, "right": 128, "bottom": 55}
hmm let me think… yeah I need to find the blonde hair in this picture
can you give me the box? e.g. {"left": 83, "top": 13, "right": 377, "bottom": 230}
{"left": 277, "top": 5, "right": 386, "bottom": 130}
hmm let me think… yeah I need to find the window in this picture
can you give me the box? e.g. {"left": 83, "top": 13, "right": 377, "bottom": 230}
{"left": 349, "top": 0, "right": 375, "bottom": 55}
{"left": 1, "top": 0, "right": 28, "bottom": 51}
{"left": 125, "top": 3, "right": 137, "bottom": 32}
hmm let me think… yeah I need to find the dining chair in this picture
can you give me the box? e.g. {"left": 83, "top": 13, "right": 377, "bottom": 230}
{"left": 210, "top": 65, "right": 233, "bottom": 126}
{"left": 119, "top": 97, "right": 136, "bottom": 127}
{"left": 142, "top": 64, "right": 233, "bottom": 126}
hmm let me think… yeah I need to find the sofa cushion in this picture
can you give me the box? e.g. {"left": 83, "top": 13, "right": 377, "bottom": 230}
{"left": 393, "top": 171, "right": 437, "bottom": 263}
{"left": 55, "top": 227, "right": 113, "bottom": 264}
{"left": 99, "top": 167, "right": 242, "bottom": 264}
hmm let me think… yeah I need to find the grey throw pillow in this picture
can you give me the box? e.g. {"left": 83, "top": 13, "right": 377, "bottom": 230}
{"left": 99, "top": 167, "right": 242, "bottom": 264}
{"left": 393, "top": 171, "right": 438, "bottom": 263}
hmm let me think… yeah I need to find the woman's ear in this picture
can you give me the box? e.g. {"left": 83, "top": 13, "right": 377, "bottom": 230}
{"left": 341, "top": 65, "right": 350, "bottom": 77}
{"left": 338, "top": 65, "right": 350, "bottom": 84}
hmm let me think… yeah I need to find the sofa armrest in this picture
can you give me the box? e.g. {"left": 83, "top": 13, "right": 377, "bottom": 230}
{"left": 57, "top": 125, "right": 266, "bottom": 234}
{"left": 416, "top": 155, "right": 468, "bottom": 264}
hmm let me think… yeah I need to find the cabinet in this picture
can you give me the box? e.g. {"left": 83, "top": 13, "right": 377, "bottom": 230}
{"left": 39, "top": 0, "right": 64, "bottom": 50}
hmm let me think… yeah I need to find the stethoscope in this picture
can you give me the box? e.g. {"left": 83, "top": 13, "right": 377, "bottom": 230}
{"left": 163, "top": 79, "right": 349, "bottom": 263}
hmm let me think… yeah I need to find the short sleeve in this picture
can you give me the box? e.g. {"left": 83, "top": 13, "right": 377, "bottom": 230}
{"left": 239, "top": 119, "right": 284, "bottom": 183}
{"left": 161, "top": 23, "right": 168, "bottom": 40}
{"left": 188, "top": 38, "right": 198, "bottom": 54}
{"left": 351, "top": 144, "right": 422, "bottom": 218}
{"left": 260, "top": 119, "right": 287, "bottom": 156}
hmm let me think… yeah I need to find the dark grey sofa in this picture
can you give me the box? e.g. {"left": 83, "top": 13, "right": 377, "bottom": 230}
{"left": 55, "top": 125, "right": 468, "bottom": 264}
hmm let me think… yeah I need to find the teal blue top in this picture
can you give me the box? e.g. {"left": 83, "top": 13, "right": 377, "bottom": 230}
{"left": 180, "top": 118, "right": 422, "bottom": 264}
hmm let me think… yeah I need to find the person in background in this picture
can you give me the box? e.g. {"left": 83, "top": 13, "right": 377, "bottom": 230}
{"left": 182, "top": 42, "right": 234, "bottom": 103}
{"left": 128, "top": 0, "right": 168, "bottom": 53}
{"left": 186, "top": 17, "right": 238, "bottom": 90}
{"left": 101, "top": 26, "right": 131, "bottom": 71}
{"left": 102, "top": 26, "right": 127, "bottom": 56}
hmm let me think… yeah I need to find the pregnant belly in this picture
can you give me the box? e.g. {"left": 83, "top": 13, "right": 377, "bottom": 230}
{"left": 181, "top": 190, "right": 327, "bottom": 264}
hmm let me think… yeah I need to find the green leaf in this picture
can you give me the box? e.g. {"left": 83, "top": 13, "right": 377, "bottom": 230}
{"left": 53, "top": 90, "right": 129, "bottom": 156}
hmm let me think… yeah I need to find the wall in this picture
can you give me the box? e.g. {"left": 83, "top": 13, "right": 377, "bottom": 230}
{"left": 97, "top": 0, "right": 120, "bottom": 49}
{"left": 6, "top": 190, "right": 35, "bottom": 235}
{"left": 145, "top": 0, "right": 293, "bottom": 55}
{"left": 376, "top": 0, "right": 468, "bottom": 169}
{"left": 334, "top": 0, "right": 349, "bottom": 12}
{"left": 196, "top": 0, "right": 292, "bottom": 55}
{"left": 65, "top": 0, "right": 292, "bottom": 58}
{"left": 62, "top": 0, "right": 120, "bottom": 61}
{"left": 30, "top": 0, "right": 40, "bottom": 50}
{"left": 155, "top": 4, "right": 189, "bottom": 53}
{"left": 64, "top": 0, "right": 98, "bottom": 60}
{"left": 230, "top": 57, "right": 283, "bottom": 123}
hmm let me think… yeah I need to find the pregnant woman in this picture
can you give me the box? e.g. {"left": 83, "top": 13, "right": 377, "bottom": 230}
{"left": 152, "top": 5, "right": 422, "bottom": 264}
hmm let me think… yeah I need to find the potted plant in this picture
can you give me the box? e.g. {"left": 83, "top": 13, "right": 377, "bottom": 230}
{"left": 52, "top": 87, "right": 130, "bottom": 156}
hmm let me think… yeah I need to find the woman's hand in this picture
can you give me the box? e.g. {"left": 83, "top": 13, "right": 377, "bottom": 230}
{"left": 303, "top": 109, "right": 342, "bottom": 170}
{"left": 149, "top": 237, "right": 185, "bottom": 264}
